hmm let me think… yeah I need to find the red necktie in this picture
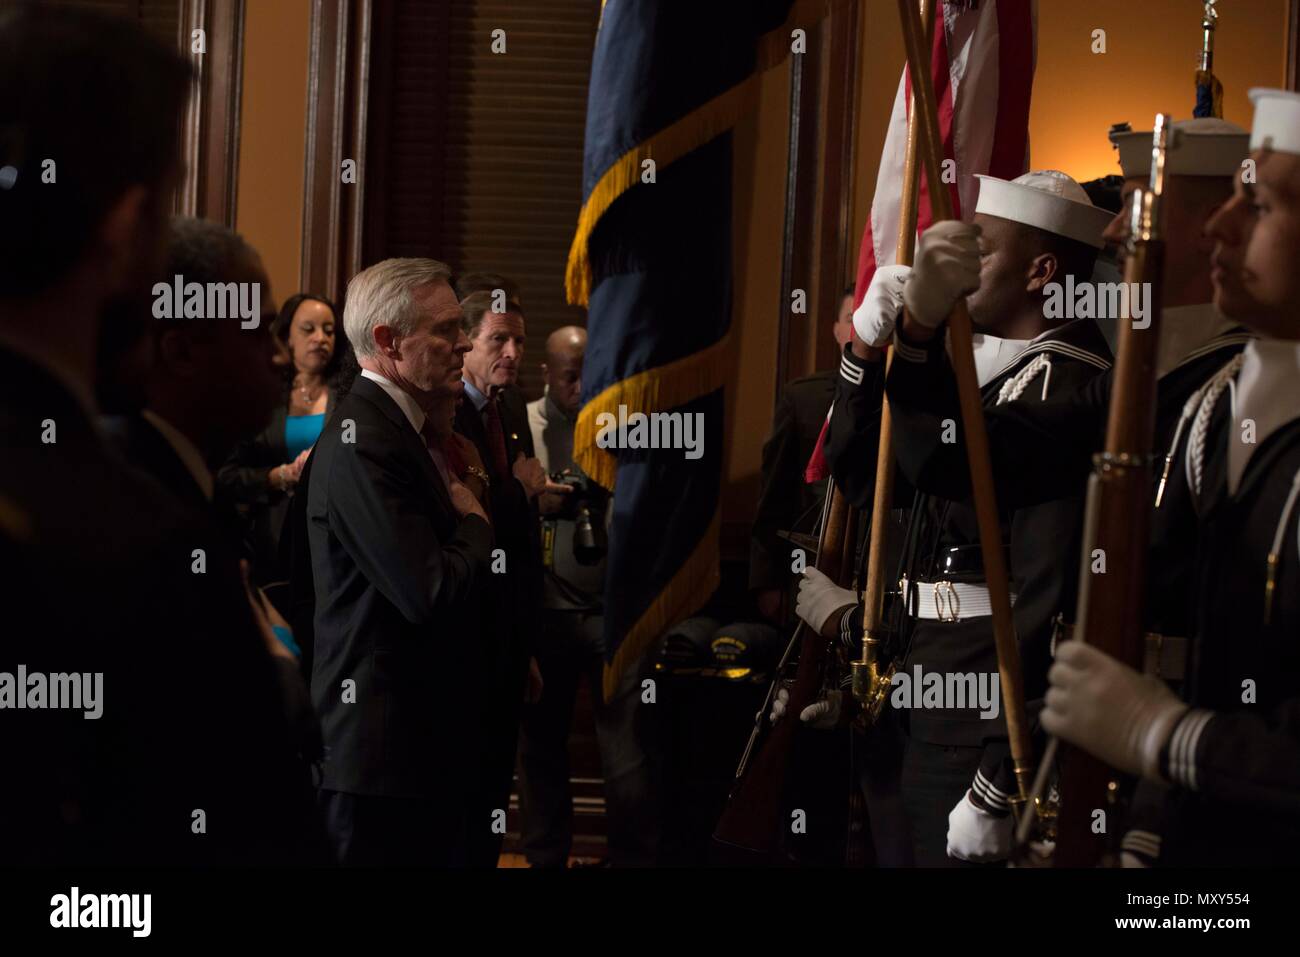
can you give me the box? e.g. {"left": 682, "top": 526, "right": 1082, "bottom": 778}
{"left": 482, "top": 394, "right": 510, "bottom": 479}
{"left": 420, "top": 421, "right": 451, "bottom": 484}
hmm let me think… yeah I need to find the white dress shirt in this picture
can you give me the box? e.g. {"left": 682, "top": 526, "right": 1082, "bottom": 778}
{"left": 360, "top": 368, "right": 427, "bottom": 435}
{"left": 358, "top": 368, "right": 455, "bottom": 486}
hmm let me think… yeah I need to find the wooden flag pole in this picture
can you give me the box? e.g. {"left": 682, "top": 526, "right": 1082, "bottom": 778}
{"left": 894, "top": 0, "right": 1034, "bottom": 802}
{"left": 852, "top": 0, "right": 933, "bottom": 723}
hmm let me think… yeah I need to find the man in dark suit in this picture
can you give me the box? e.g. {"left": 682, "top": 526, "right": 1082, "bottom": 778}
{"left": 749, "top": 284, "right": 855, "bottom": 624}
{"left": 454, "top": 290, "right": 568, "bottom": 864}
{"left": 99, "top": 219, "right": 325, "bottom": 787}
{"left": 309, "top": 257, "right": 493, "bottom": 866}
{"left": 0, "top": 4, "right": 317, "bottom": 866}
{"left": 103, "top": 219, "right": 284, "bottom": 514}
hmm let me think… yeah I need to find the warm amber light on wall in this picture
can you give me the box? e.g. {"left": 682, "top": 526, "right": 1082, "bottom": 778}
{"left": 1028, "top": 0, "right": 1288, "bottom": 181}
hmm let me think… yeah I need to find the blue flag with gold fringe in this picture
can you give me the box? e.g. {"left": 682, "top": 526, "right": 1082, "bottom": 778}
{"left": 567, "top": 0, "right": 819, "bottom": 696}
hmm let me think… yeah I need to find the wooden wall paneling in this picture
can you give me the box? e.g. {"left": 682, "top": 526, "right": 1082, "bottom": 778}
{"left": 774, "top": 20, "right": 824, "bottom": 395}
{"left": 360, "top": 0, "right": 453, "bottom": 268}
{"left": 199, "top": 0, "right": 245, "bottom": 225}
{"left": 1288, "top": 0, "right": 1300, "bottom": 91}
{"left": 176, "top": 0, "right": 245, "bottom": 224}
{"left": 301, "top": 0, "right": 374, "bottom": 304}
{"left": 810, "top": 0, "right": 860, "bottom": 376}
{"left": 176, "top": 0, "right": 207, "bottom": 217}
{"left": 439, "top": 0, "right": 601, "bottom": 400}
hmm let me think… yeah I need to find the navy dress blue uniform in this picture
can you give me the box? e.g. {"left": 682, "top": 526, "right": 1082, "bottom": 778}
{"left": 1146, "top": 352, "right": 1300, "bottom": 865}
{"left": 840, "top": 322, "right": 1252, "bottom": 862}
{"left": 827, "top": 318, "right": 1113, "bottom": 865}
{"left": 749, "top": 372, "right": 835, "bottom": 598}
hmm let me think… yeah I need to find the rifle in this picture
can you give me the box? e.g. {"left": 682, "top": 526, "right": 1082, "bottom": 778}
{"left": 712, "top": 480, "right": 854, "bottom": 859}
{"left": 1046, "top": 116, "right": 1173, "bottom": 866}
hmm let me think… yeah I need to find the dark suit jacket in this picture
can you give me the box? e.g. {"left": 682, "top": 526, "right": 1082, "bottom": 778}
{"left": 102, "top": 412, "right": 210, "bottom": 514}
{"left": 0, "top": 349, "right": 319, "bottom": 865}
{"left": 453, "top": 384, "right": 543, "bottom": 652}
{"left": 217, "top": 388, "right": 338, "bottom": 587}
{"left": 452, "top": 383, "right": 542, "bottom": 863}
{"left": 306, "top": 376, "right": 494, "bottom": 798}
{"left": 749, "top": 371, "right": 834, "bottom": 592}
{"left": 102, "top": 412, "right": 326, "bottom": 782}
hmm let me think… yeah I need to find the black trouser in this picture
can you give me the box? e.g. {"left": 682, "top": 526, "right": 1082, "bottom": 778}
{"left": 855, "top": 708, "right": 912, "bottom": 867}
{"left": 899, "top": 735, "right": 986, "bottom": 868}
{"left": 516, "top": 609, "right": 660, "bottom": 867}
{"left": 317, "top": 790, "right": 466, "bottom": 867}
{"left": 465, "top": 636, "right": 530, "bottom": 868}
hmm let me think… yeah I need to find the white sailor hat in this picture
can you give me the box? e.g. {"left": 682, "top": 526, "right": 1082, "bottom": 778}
{"left": 1110, "top": 117, "right": 1249, "bottom": 177}
{"left": 1248, "top": 88, "right": 1300, "bottom": 156}
{"left": 973, "top": 170, "right": 1112, "bottom": 249}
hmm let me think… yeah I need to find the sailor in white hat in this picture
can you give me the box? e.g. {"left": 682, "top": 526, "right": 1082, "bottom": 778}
{"left": 803, "top": 171, "right": 1116, "bottom": 866}
{"left": 852, "top": 170, "right": 1112, "bottom": 384}
{"left": 1043, "top": 89, "right": 1300, "bottom": 867}
{"left": 1107, "top": 117, "right": 1253, "bottom": 379}
{"left": 1206, "top": 88, "right": 1300, "bottom": 339}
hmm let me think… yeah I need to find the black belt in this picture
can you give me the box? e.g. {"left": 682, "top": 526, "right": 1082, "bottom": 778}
{"left": 918, "top": 544, "right": 1012, "bottom": 584}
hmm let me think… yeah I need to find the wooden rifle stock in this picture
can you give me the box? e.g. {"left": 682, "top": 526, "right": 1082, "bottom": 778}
{"left": 1053, "top": 117, "right": 1172, "bottom": 866}
{"left": 712, "top": 483, "right": 852, "bottom": 858}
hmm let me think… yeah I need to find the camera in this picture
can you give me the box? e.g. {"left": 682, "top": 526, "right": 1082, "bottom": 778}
{"left": 549, "top": 468, "right": 608, "bottom": 565}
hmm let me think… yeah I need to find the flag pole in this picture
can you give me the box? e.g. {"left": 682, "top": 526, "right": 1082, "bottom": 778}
{"left": 893, "top": 0, "right": 1035, "bottom": 804}
{"left": 851, "top": 0, "right": 934, "bottom": 724}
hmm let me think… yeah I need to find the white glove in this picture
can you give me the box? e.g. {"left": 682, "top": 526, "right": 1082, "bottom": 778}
{"left": 769, "top": 684, "right": 791, "bottom": 724}
{"left": 946, "top": 789, "right": 1013, "bottom": 862}
{"left": 903, "top": 220, "right": 982, "bottom": 328}
{"left": 1042, "top": 640, "right": 1189, "bottom": 780}
{"left": 794, "top": 568, "right": 858, "bottom": 636}
{"left": 768, "top": 685, "right": 842, "bottom": 730}
{"left": 853, "top": 264, "right": 912, "bottom": 347}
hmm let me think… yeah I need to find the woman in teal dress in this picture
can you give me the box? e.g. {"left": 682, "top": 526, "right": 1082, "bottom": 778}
{"left": 218, "top": 294, "right": 346, "bottom": 597}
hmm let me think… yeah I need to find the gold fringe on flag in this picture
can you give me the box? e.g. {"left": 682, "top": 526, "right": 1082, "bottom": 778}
{"left": 572, "top": 332, "right": 734, "bottom": 491}
{"left": 565, "top": 0, "right": 833, "bottom": 307}
{"left": 563, "top": 78, "right": 761, "bottom": 308}
{"left": 602, "top": 505, "right": 721, "bottom": 700}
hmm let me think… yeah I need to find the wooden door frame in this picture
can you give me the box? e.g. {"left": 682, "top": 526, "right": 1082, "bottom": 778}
{"left": 176, "top": 0, "right": 245, "bottom": 225}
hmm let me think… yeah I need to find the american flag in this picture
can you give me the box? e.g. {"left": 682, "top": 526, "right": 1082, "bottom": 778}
{"left": 806, "top": 0, "right": 1037, "bottom": 483}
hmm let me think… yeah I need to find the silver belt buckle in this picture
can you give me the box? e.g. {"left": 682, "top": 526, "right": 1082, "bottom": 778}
{"left": 933, "top": 580, "right": 961, "bottom": 622}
